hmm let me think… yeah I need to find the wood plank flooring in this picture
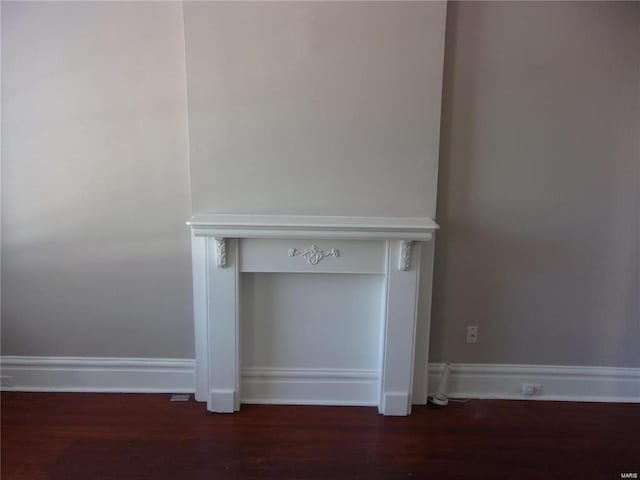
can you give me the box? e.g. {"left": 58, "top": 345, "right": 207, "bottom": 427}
{"left": 1, "top": 393, "right": 638, "bottom": 479}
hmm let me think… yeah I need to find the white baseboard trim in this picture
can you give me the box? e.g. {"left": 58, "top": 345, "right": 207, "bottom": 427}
{"left": 240, "top": 367, "right": 379, "bottom": 406}
{"left": 428, "top": 363, "right": 640, "bottom": 403}
{"left": 2, "top": 357, "right": 638, "bottom": 404}
{"left": 0, "top": 356, "right": 195, "bottom": 393}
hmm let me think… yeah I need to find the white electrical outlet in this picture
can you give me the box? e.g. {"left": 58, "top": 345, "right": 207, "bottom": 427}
{"left": 466, "top": 326, "right": 478, "bottom": 343}
{"left": 521, "top": 383, "right": 542, "bottom": 396}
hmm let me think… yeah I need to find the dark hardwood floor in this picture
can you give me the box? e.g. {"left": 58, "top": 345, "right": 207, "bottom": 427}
{"left": 1, "top": 393, "right": 638, "bottom": 480}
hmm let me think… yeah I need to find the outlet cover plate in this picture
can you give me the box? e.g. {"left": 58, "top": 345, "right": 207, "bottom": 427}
{"left": 466, "top": 326, "right": 478, "bottom": 343}
{"left": 521, "top": 383, "right": 542, "bottom": 396}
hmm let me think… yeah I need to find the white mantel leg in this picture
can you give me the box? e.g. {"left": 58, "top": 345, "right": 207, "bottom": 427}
{"left": 191, "top": 233, "right": 209, "bottom": 402}
{"left": 379, "top": 240, "right": 422, "bottom": 415}
{"left": 411, "top": 239, "right": 435, "bottom": 405}
{"left": 207, "top": 238, "right": 241, "bottom": 412}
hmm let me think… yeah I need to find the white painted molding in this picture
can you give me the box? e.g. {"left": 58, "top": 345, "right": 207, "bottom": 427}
{"left": 428, "top": 363, "right": 640, "bottom": 403}
{"left": 188, "top": 214, "right": 439, "bottom": 241}
{"left": 2, "top": 357, "right": 638, "bottom": 404}
{"left": 0, "top": 358, "right": 377, "bottom": 405}
{"left": 241, "top": 367, "right": 378, "bottom": 380}
{"left": 214, "top": 237, "right": 227, "bottom": 268}
{"left": 288, "top": 245, "right": 339, "bottom": 265}
{"left": 0, "top": 356, "right": 194, "bottom": 393}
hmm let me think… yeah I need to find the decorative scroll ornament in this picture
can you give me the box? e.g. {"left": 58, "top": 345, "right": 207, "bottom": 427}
{"left": 215, "top": 238, "right": 227, "bottom": 268}
{"left": 399, "top": 240, "right": 412, "bottom": 271}
{"left": 288, "top": 245, "right": 339, "bottom": 265}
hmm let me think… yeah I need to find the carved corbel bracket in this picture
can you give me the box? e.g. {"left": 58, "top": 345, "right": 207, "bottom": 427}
{"left": 399, "top": 234, "right": 432, "bottom": 271}
{"left": 399, "top": 240, "right": 413, "bottom": 271}
{"left": 214, "top": 237, "right": 227, "bottom": 268}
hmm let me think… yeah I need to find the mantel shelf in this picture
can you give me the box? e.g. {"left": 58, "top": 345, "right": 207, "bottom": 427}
{"left": 188, "top": 214, "right": 438, "bottom": 241}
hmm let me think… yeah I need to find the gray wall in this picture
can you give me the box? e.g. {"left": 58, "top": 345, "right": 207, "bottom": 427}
{"left": 1, "top": 2, "right": 194, "bottom": 357}
{"left": 2, "top": 1, "right": 638, "bottom": 369}
{"left": 431, "top": 1, "right": 640, "bottom": 367}
{"left": 184, "top": 1, "right": 446, "bottom": 217}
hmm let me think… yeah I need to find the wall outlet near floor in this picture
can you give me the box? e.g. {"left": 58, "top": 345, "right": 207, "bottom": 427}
{"left": 521, "top": 383, "right": 542, "bottom": 396}
{"left": 1, "top": 376, "right": 13, "bottom": 388}
{"left": 466, "top": 326, "right": 479, "bottom": 343}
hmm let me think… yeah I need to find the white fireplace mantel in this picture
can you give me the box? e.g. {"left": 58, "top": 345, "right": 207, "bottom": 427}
{"left": 188, "top": 214, "right": 438, "bottom": 416}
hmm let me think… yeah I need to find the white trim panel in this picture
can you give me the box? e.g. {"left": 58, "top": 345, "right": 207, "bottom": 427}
{"left": 241, "top": 367, "right": 379, "bottom": 406}
{"left": 240, "top": 238, "right": 386, "bottom": 274}
{"left": 428, "top": 363, "right": 640, "bottom": 403}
